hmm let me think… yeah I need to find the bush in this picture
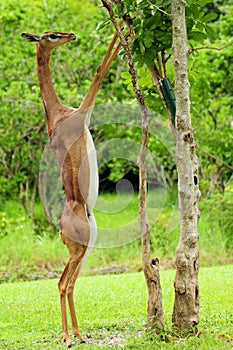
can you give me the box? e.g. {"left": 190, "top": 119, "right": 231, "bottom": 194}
{"left": 200, "top": 179, "right": 233, "bottom": 248}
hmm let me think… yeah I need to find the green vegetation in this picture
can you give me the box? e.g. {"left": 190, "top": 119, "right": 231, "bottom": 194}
{"left": 0, "top": 0, "right": 232, "bottom": 285}
{"left": 0, "top": 265, "right": 232, "bottom": 349}
{"left": 1, "top": 192, "right": 232, "bottom": 283}
{"left": 0, "top": 0, "right": 232, "bottom": 348}
{"left": 1, "top": 0, "right": 232, "bottom": 202}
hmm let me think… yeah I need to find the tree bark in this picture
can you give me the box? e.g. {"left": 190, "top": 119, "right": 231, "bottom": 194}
{"left": 138, "top": 104, "right": 163, "bottom": 331}
{"left": 171, "top": 0, "right": 201, "bottom": 331}
{"left": 101, "top": 0, "right": 163, "bottom": 330}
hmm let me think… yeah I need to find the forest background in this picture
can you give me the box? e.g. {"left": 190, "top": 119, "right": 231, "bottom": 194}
{"left": 0, "top": 0, "right": 232, "bottom": 282}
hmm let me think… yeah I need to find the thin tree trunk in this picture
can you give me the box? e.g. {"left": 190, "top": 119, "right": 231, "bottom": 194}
{"left": 138, "top": 104, "right": 163, "bottom": 331}
{"left": 171, "top": 0, "right": 201, "bottom": 331}
{"left": 101, "top": 0, "right": 163, "bottom": 330}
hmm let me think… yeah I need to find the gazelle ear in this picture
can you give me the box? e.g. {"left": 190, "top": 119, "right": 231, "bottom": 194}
{"left": 22, "top": 33, "right": 41, "bottom": 42}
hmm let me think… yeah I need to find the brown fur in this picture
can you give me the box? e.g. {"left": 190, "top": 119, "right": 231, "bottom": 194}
{"left": 23, "top": 28, "right": 122, "bottom": 347}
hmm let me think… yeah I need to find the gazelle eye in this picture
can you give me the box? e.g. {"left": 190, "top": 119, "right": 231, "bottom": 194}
{"left": 48, "top": 34, "right": 61, "bottom": 42}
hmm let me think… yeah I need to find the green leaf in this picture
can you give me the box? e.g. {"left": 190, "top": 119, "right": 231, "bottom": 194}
{"left": 133, "top": 18, "right": 141, "bottom": 29}
{"left": 131, "top": 39, "right": 140, "bottom": 55}
{"left": 202, "top": 12, "right": 218, "bottom": 23}
{"left": 197, "top": 0, "right": 212, "bottom": 5}
{"left": 186, "top": 17, "right": 194, "bottom": 30}
{"left": 204, "top": 24, "right": 218, "bottom": 39}
{"left": 143, "top": 31, "right": 154, "bottom": 48}
{"left": 188, "top": 30, "right": 207, "bottom": 41}
{"left": 96, "top": 19, "right": 110, "bottom": 31}
{"left": 139, "top": 40, "right": 145, "bottom": 54}
{"left": 121, "top": 72, "right": 131, "bottom": 80}
{"left": 134, "top": 54, "right": 144, "bottom": 68}
{"left": 144, "top": 55, "right": 154, "bottom": 68}
{"left": 145, "top": 93, "right": 158, "bottom": 110}
{"left": 143, "top": 13, "right": 161, "bottom": 30}
{"left": 186, "top": 4, "right": 200, "bottom": 19}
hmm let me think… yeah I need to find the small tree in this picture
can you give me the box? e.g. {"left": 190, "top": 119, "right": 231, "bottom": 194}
{"left": 100, "top": 0, "right": 219, "bottom": 333}
{"left": 101, "top": 0, "right": 164, "bottom": 331}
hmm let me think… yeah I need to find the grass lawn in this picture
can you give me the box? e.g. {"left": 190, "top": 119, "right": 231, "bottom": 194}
{"left": 0, "top": 265, "right": 232, "bottom": 349}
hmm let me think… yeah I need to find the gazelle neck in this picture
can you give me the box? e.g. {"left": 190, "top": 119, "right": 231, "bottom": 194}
{"left": 36, "top": 45, "right": 63, "bottom": 134}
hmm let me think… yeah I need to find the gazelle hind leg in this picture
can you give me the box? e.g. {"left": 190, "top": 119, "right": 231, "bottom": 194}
{"left": 58, "top": 238, "right": 86, "bottom": 347}
{"left": 67, "top": 214, "right": 96, "bottom": 343}
{"left": 58, "top": 259, "right": 74, "bottom": 347}
{"left": 67, "top": 264, "right": 83, "bottom": 341}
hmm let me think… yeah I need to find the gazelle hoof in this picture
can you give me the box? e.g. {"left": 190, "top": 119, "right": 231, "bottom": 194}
{"left": 74, "top": 337, "right": 85, "bottom": 344}
{"left": 74, "top": 331, "right": 84, "bottom": 343}
{"left": 64, "top": 337, "right": 72, "bottom": 348}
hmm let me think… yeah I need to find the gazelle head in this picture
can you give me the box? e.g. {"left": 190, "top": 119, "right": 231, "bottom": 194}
{"left": 22, "top": 31, "right": 76, "bottom": 51}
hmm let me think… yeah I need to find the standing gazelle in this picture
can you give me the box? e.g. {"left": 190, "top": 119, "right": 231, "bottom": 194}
{"left": 22, "top": 29, "right": 121, "bottom": 347}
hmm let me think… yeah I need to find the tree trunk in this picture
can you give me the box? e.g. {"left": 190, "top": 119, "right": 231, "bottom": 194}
{"left": 101, "top": 0, "right": 164, "bottom": 330}
{"left": 138, "top": 106, "right": 164, "bottom": 331}
{"left": 171, "top": 0, "right": 201, "bottom": 331}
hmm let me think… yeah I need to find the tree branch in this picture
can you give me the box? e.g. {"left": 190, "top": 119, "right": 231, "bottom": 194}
{"left": 188, "top": 41, "right": 233, "bottom": 54}
{"left": 101, "top": 0, "right": 145, "bottom": 106}
{"left": 199, "top": 147, "right": 233, "bottom": 171}
{"left": 156, "top": 53, "right": 163, "bottom": 78}
{"left": 146, "top": 0, "right": 171, "bottom": 16}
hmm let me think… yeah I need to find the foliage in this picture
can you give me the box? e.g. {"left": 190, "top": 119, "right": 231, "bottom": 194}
{"left": 113, "top": 0, "right": 218, "bottom": 67}
{"left": 184, "top": 3, "right": 233, "bottom": 194}
{"left": 0, "top": 0, "right": 232, "bottom": 212}
{"left": 0, "top": 0, "right": 232, "bottom": 279}
{"left": 189, "top": 4, "right": 233, "bottom": 195}
{"left": 103, "top": 0, "right": 233, "bottom": 196}
{"left": 0, "top": 211, "right": 26, "bottom": 239}
{"left": 0, "top": 265, "right": 232, "bottom": 348}
{"left": 200, "top": 179, "right": 233, "bottom": 248}
{"left": 0, "top": 194, "right": 232, "bottom": 283}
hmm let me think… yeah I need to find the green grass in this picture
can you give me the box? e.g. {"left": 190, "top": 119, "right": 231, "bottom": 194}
{"left": 0, "top": 192, "right": 232, "bottom": 282}
{"left": 0, "top": 265, "right": 232, "bottom": 349}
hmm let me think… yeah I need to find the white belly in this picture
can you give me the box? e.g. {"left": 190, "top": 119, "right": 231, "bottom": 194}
{"left": 82, "top": 126, "right": 98, "bottom": 269}
{"left": 85, "top": 128, "right": 99, "bottom": 211}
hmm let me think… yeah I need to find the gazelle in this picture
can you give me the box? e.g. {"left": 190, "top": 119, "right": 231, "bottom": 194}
{"left": 22, "top": 29, "right": 121, "bottom": 347}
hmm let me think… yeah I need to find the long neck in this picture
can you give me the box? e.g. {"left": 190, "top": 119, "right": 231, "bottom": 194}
{"left": 36, "top": 44, "right": 61, "bottom": 133}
